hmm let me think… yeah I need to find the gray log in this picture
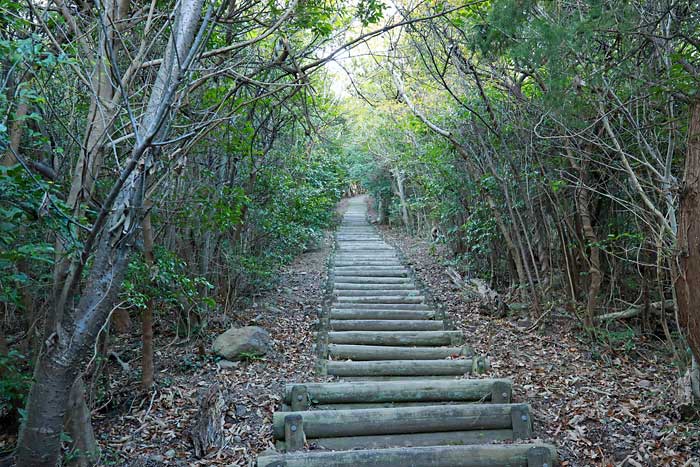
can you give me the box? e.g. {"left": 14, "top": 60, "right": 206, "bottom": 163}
{"left": 334, "top": 283, "right": 415, "bottom": 290}
{"left": 335, "top": 290, "right": 420, "bottom": 297}
{"left": 257, "top": 444, "right": 558, "bottom": 467}
{"left": 283, "top": 380, "right": 511, "bottom": 405}
{"left": 335, "top": 270, "right": 408, "bottom": 277}
{"left": 277, "top": 428, "right": 513, "bottom": 451}
{"left": 336, "top": 295, "right": 424, "bottom": 304}
{"left": 326, "top": 358, "right": 489, "bottom": 377}
{"left": 272, "top": 403, "right": 530, "bottom": 439}
{"left": 328, "top": 343, "right": 471, "bottom": 360}
{"left": 332, "top": 303, "right": 431, "bottom": 310}
{"left": 330, "top": 309, "right": 435, "bottom": 320}
{"left": 332, "top": 277, "right": 410, "bottom": 284}
{"left": 328, "top": 330, "right": 464, "bottom": 346}
{"left": 329, "top": 320, "right": 443, "bottom": 331}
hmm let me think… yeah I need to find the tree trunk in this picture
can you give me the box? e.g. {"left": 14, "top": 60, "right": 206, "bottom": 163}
{"left": 141, "top": 206, "right": 155, "bottom": 390}
{"left": 394, "top": 170, "right": 410, "bottom": 229}
{"left": 675, "top": 99, "right": 700, "bottom": 374}
{"left": 64, "top": 376, "right": 98, "bottom": 466}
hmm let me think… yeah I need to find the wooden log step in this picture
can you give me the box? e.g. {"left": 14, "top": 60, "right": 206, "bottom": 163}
{"left": 271, "top": 403, "right": 531, "bottom": 439}
{"left": 334, "top": 290, "right": 420, "bottom": 297}
{"left": 337, "top": 247, "right": 395, "bottom": 251}
{"left": 328, "top": 343, "right": 471, "bottom": 360}
{"left": 326, "top": 358, "right": 489, "bottom": 377}
{"left": 329, "top": 320, "right": 444, "bottom": 331}
{"left": 334, "top": 261, "right": 403, "bottom": 267}
{"left": 332, "top": 277, "right": 411, "bottom": 285}
{"left": 280, "top": 401, "right": 479, "bottom": 411}
{"left": 334, "top": 253, "right": 398, "bottom": 257}
{"left": 335, "top": 266, "right": 406, "bottom": 272}
{"left": 332, "top": 303, "right": 431, "bottom": 310}
{"left": 334, "top": 283, "right": 416, "bottom": 290}
{"left": 257, "top": 444, "right": 558, "bottom": 467}
{"left": 334, "top": 270, "right": 408, "bottom": 278}
{"left": 329, "top": 309, "right": 435, "bottom": 320}
{"left": 336, "top": 296, "right": 424, "bottom": 304}
{"left": 276, "top": 428, "right": 513, "bottom": 451}
{"left": 340, "top": 376, "right": 460, "bottom": 381}
{"left": 328, "top": 330, "right": 464, "bottom": 346}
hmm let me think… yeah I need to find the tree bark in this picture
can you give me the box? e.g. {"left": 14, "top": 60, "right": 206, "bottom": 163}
{"left": 64, "top": 376, "right": 98, "bottom": 466}
{"left": 675, "top": 99, "right": 700, "bottom": 369}
{"left": 393, "top": 170, "right": 410, "bottom": 229}
{"left": 141, "top": 206, "right": 155, "bottom": 390}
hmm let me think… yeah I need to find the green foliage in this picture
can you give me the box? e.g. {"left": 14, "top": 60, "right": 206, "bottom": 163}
{"left": 121, "top": 247, "right": 214, "bottom": 315}
{"left": 0, "top": 350, "right": 32, "bottom": 419}
{"left": 0, "top": 165, "right": 60, "bottom": 308}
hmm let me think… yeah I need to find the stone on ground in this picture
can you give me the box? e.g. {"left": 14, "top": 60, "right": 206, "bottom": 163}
{"left": 212, "top": 326, "right": 272, "bottom": 360}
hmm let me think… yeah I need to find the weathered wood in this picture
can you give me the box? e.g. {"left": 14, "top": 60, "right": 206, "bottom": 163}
{"left": 257, "top": 443, "right": 558, "bottom": 467}
{"left": 332, "top": 277, "right": 410, "bottom": 284}
{"left": 337, "top": 295, "right": 425, "bottom": 304}
{"left": 329, "top": 320, "right": 443, "bottom": 331}
{"left": 190, "top": 384, "right": 225, "bottom": 458}
{"left": 290, "top": 385, "right": 309, "bottom": 411}
{"left": 272, "top": 403, "right": 528, "bottom": 439}
{"left": 332, "top": 303, "right": 431, "bottom": 310}
{"left": 491, "top": 380, "right": 512, "bottom": 403}
{"left": 527, "top": 446, "right": 554, "bottom": 467}
{"left": 335, "top": 270, "right": 408, "bottom": 277}
{"left": 282, "top": 379, "right": 511, "bottom": 405}
{"left": 281, "top": 401, "right": 477, "bottom": 411}
{"left": 335, "top": 289, "right": 421, "bottom": 297}
{"left": 328, "top": 330, "right": 464, "bottom": 346}
{"left": 284, "top": 415, "right": 304, "bottom": 452}
{"left": 326, "top": 358, "right": 488, "bottom": 377}
{"left": 330, "top": 309, "right": 435, "bottom": 320}
{"left": 595, "top": 299, "right": 675, "bottom": 321}
{"left": 511, "top": 404, "right": 533, "bottom": 439}
{"left": 334, "top": 283, "right": 415, "bottom": 290}
{"left": 328, "top": 343, "right": 470, "bottom": 360}
{"left": 276, "top": 428, "right": 513, "bottom": 451}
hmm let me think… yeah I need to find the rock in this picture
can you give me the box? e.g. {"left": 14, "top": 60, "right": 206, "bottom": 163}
{"left": 164, "top": 449, "right": 176, "bottom": 458}
{"left": 212, "top": 326, "right": 271, "bottom": 360}
{"left": 235, "top": 404, "right": 247, "bottom": 417}
{"left": 217, "top": 360, "right": 240, "bottom": 370}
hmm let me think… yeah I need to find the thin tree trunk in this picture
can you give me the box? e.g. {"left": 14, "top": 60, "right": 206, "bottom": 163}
{"left": 576, "top": 177, "right": 601, "bottom": 328}
{"left": 141, "top": 206, "right": 155, "bottom": 390}
{"left": 394, "top": 170, "right": 410, "bottom": 229}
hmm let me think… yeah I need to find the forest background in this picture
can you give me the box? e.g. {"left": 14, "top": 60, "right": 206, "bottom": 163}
{"left": 1, "top": 0, "right": 700, "bottom": 465}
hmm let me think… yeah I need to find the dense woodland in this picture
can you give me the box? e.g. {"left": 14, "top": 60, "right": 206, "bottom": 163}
{"left": 1, "top": 0, "right": 700, "bottom": 465}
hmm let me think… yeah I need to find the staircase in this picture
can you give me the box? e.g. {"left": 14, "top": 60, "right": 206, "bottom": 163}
{"left": 256, "top": 197, "right": 557, "bottom": 466}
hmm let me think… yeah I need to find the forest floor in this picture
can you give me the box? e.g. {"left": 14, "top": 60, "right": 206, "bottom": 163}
{"left": 88, "top": 200, "right": 345, "bottom": 466}
{"left": 375, "top": 221, "right": 700, "bottom": 467}
{"left": 25, "top": 197, "right": 697, "bottom": 467}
